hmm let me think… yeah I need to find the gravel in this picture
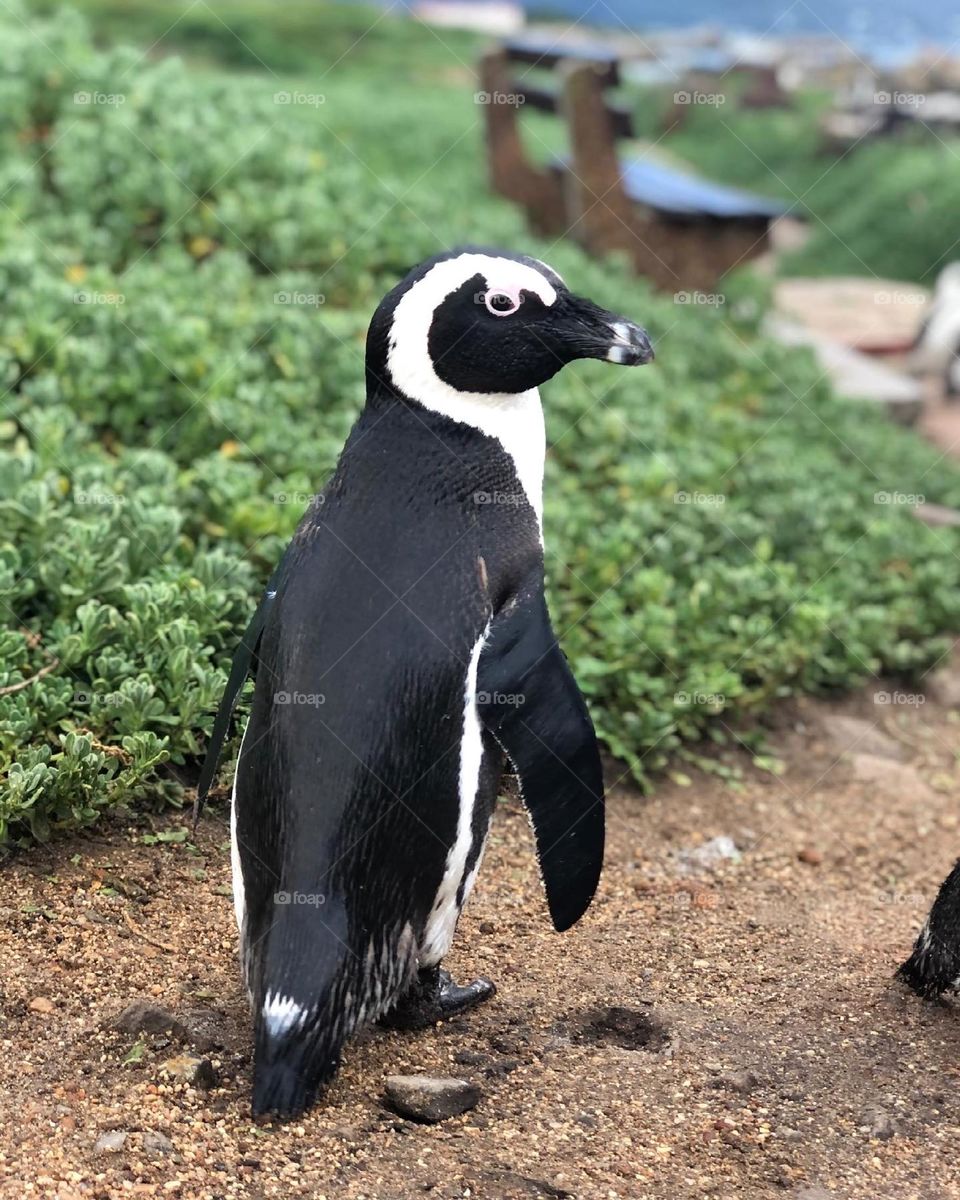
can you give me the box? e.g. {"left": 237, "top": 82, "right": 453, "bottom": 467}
{"left": 1, "top": 682, "right": 959, "bottom": 1197}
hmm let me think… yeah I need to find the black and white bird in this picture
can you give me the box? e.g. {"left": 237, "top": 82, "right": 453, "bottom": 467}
{"left": 197, "top": 247, "right": 654, "bottom": 1118}
{"left": 899, "top": 861, "right": 960, "bottom": 998}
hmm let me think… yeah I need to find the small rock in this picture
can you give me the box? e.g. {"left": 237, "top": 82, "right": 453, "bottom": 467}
{"left": 453, "top": 1049, "right": 486, "bottom": 1066}
{"left": 384, "top": 1075, "right": 481, "bottom": 1123}
{"left": 851, "top": 755, "right": 934, "bottom": 801}
{"left": 112, "top": 1000, "right": 186, "bottom": 1038}
{"left": 159, "top": 1053, "right": 218, "bottom": 1089}
{"left": 675, "top": 835, "right": 740, "bottom": 875}
{"left": 28, "top": 996, "right": 55, "bottom": 1014}
{"left": 143, "top": 1131, "right": 174, "bottom": 1154}
{"left": 178, "top": 1005, "right": 228, "bottom": 1052}
{"left": 797, "top": 847, "right": 823, "bottom": 866}
{"left": 824, "top": 715, "right": 904, "bottom": 761}
{"left": 715, "top": 1068, "right": 758, "bottom": 1094}
{"left": 328, "top": 1125, "right": 362, "bottom": 1143}
{"left": 478, "top": 921, "right": 496, "bottom": 935}
{"left": 861, "top": 1105, "right": 897, "bottom": 1140}
{"left": 94, "top": 1130, "right": 128, "bottom": 1154}
{"left": 483, "top": 1056, "right": 521, "bottom": 1078}
{"left": 925, "top": 666, "right": 960, "bottom": 708}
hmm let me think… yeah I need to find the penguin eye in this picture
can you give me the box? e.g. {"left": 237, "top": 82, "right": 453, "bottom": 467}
{"left": 484, "top": 290, "right": 521, "bottom": 317}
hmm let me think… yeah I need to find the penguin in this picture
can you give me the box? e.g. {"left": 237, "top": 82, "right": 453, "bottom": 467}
{"left": 196, "top": 247, "right": 655, "bottom": 1118}
{"left": 898, "top": 860, "right": 960, "bottom": 998}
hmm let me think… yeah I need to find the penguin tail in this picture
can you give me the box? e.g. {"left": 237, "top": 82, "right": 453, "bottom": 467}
{"left": 251, "top": 1026, "right": 340, "bottom": 1119}
{"left": 247, "top": 902, "right": 351, "bottom": 1119}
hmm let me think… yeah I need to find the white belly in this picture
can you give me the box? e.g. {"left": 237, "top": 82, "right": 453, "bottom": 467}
{"left": 420, "top": 627, "right": 490, "bottom": 966}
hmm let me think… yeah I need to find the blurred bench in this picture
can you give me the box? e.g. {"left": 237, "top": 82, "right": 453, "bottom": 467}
{"left": 479, "top": 37, "right": 793, "bottom": 292}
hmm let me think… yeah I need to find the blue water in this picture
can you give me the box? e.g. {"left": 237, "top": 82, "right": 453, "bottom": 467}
{"left": 517, "top": 0, "right": 960, "bottom": 64}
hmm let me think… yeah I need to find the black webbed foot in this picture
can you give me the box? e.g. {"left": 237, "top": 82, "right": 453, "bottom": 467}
{"left": 380, "top": 966, "right": 496, "bottom": 1031}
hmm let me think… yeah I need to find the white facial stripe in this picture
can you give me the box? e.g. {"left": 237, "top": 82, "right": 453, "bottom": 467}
{"left": 386, "top": 253, "right": 551, "bottom": 536}
{"left": 530, "top": 256, "right": 565, "bottom": 288}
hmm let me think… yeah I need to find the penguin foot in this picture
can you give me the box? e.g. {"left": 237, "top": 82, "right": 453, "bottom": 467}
{"left": 380, "top": 966, "right": 496, "bottom": 1031}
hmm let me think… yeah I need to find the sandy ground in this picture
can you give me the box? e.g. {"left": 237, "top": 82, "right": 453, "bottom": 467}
{"left": 2, "top": 677, "right": 960, "bottom": 1200}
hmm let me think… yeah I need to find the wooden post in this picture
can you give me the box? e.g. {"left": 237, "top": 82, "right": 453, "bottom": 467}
{"left": 478, "top": 48, "right": 527, "bottom": 202}
{"left": 477, "top": 48, "right": 567, "bottom": 234}
{"left": 558, "top": 61, "right": 635, "bottom": 256}
{"left": 559, "top": 61, "right": 684, "bottom": 289}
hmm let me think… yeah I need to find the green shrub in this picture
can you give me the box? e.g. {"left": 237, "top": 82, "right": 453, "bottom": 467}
{"left": 1, "top": 5, "right": 959, "bottom": 842}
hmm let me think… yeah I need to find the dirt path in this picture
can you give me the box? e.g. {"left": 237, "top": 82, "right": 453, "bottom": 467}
{"left": 2, "top": 677, "right": 959, "bottom": 1200}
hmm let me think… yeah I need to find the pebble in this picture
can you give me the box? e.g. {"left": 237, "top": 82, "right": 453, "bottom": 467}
{"left": 143, "top": 1131, "right": 174, "bottom": 1154}
{"left": 94, "top": 1130, "right": 128, "bottom": 1154}
{"left": 851, "top": 755, "right": 934, "bottom": 801}
{"left": 715, "top": 1068, "right": 758, "bottom": 1094}
{"left": 28, "top": 996, "right": 55, "bottom": 1014}
{"left": 159, "top": 1054, "right": 219, "bottom": 1089}
{"left": 675, "top": 836, "right": 740, "bottom": 875}
{"left": 823, "top": 715, "right": 904, "bottom": 761}
{"left": 384, "top": 1075, "right": 482, "bottom": 1123}
{"left": 797, "top": 847, "right": 823, "bottom": 866}
{"left": 925, "top": 666, "right": 960, "bottom": 707}
{"left": 112, "top": 1000, "right": 186, "bottom": 1038}
{"left": 861, "top": 1105, "right": 897, "bottom": 1141}
{"left": 453, "top": 1049, "right": 487, "bottom": 1066}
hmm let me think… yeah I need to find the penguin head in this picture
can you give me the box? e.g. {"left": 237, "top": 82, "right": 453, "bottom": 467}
{"left": 366, "top": 247, "right": 654, "bottom": 404}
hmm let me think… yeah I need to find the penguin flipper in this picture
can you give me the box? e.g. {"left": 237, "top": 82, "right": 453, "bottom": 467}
{"left": 477, "top": 588, "right": 604, "bottom": 933}
{"left": 193, "top": 569, "right": 284, "bottom": 824}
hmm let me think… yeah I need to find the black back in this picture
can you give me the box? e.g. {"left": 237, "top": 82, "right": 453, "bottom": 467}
{"left": 236, "top": 394, "right": 542, "bottom": 1010}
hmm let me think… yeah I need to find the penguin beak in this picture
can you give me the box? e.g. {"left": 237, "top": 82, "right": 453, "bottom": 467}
{"left": 555, "top": 295, "right": 655, "bottom": 367}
